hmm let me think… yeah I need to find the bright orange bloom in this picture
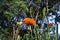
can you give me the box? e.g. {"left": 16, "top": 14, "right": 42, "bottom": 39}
{"left": 23, "top": 18, "right": 36, "bottom": 26}
{"left": 47, "top": 23, "right": 53, "bottom": 27}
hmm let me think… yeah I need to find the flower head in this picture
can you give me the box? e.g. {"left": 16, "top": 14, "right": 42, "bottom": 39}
{"left": 17, "top": 21, "right": 23, "bottom": 25}
{"left": 47, "top": 22, "right": 53, "bottom": 27}
{"left": 23, "top": 18, "right": 36, "bottom": 26}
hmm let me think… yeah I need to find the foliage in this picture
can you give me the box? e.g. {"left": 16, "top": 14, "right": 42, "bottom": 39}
{"left": 0, "top": 0, "right": 60, "bottom": 40}
{"left": 43, "top": 7, "right": 46, "bottom": 17}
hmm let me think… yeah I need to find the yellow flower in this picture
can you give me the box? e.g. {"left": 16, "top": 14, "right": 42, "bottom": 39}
{"left": 17, "top": 21, "right": 23, "bottom": 25}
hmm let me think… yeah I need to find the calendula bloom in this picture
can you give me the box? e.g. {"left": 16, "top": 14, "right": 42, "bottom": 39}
{"left": 23, "top": 18, "right": 36, "bottom": 26}
{"left": 17, "top": 21, "right": 23, "bottom": 25}
{"left": 47, "top": 22, "right": 53, "bottom": 27}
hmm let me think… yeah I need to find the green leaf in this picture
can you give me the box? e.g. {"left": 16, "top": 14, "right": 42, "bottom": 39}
{"left": 43, "top": 7, "right": 46, "bottom": 17}
{"left": 4, "top": 11, "right": 13, "bottom": 21}
{"left": 17, "top": 35, "right": 20, "bottom": 40}
{"left": 12, "top": 1, "right": 29, "bottom": 12}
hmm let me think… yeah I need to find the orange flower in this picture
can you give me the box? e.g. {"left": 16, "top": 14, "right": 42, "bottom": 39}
{"left": 47, "top": 23, "right": 53, "bottom": 27}
{"left": 23, "top": 18, "right": 36, "bottom": 26}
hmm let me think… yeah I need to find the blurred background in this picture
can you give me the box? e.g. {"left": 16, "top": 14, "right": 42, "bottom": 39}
{"left": 0, "top": 0, "right": 60, "bottom": 40}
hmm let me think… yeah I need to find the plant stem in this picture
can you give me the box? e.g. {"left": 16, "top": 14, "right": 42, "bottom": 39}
{"left": 30, "top": 7, "right": 33, "bottom": 18}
